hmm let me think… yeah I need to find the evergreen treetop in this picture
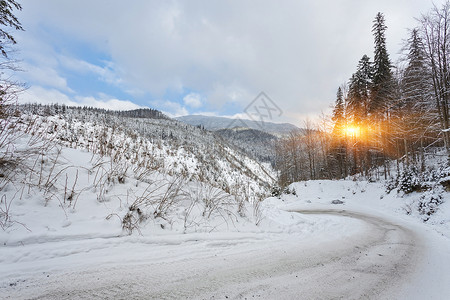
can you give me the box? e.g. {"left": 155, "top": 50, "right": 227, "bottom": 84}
{"left": 0, "top": 0, "right": 23, "bottom": 57}
{"left": 347, "top": 55, "right": 373, "bottom": 123}
{"left": 370, "top": 12, "right": 394, "bottom": 117}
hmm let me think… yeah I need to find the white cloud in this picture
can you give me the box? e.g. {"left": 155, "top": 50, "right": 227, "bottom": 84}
{"left": 192, "top": 111, "right": 219, "bottom": 117}
{"left": 58, "top": 56, "right": 123, "bottom": 86}
{"left": 16, "top": 0, "right": 449, "bottom": 122}
{"left": 21, "top": 63, "right": 73, "bottom": 93}
{"left": 18, "top": 86, "right": 75, "bottom": 105}
{"left": 14, "top": 34, "right": 74, "bottom": 93}
{"left": 150, "top": 99, "right": 188, "bottom": 117}
{"left": 74, "top": 96, "right": 142, "bottom": 111}
{"left": 183, "top": 93, "right": 202, "bottom": 108}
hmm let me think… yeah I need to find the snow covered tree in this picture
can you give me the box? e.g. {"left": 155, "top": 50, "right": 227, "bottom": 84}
{"left": 369, "top": 12, "right": 397, "bottom": 179}
{"left": 331, "top": 87, "right": 348, "bottom": 178}
{"left": 370, "top": 12, "right": 394, "bottom": 119}
{"left": 418, "top": 1, "right": 450, "bottom": 160}
{"left": 332, "top": 87, "right": 345, "bottom": 131}
{"left": 402, "top": 29, "right": 430, "bottom": 109}
{"left": 345, "top": 55, "right": 375, "bottom": 175}
{"left": 347, "top": 55, "right": 373, "bottom": 124}
{"left": 394, "top": 28, "right": 436, "bottom": 168}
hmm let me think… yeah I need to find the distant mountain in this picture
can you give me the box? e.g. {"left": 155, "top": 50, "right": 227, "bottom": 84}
{"left": 215, "top": 128, "right": 277, "bottom": 164}
{"left": 175, "top": 115, "right": 300, "bottom": 136}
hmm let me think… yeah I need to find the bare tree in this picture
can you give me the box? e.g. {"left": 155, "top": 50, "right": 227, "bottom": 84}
{"left": 418, "top": 1, "right": 450, "bottom": 159}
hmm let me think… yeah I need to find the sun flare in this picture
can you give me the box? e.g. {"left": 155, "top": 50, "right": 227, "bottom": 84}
{"left": 345, "top": 126, "right": 360, "bottom": 137}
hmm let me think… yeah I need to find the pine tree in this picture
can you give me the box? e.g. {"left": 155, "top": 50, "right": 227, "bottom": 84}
{"left": 391, "top": 29, "right": 433, "bottom": 167}
{"left": 370, "top": 12, "right": 394, "bottom": 118}
{"left": 331, "top": 87, "right": 347, "bottom": 178}
{"left": 347, "top": 55, "right": 373, "bottom": 124}
{"left": 370, "top": 12, "right": 396, "bottom": 178}
{"left": 403, "top": 29, "right": 429, "bottom": 108}
{"left": 332, "top": 87, "right": 345, "bottom": 131}
{"left": 402, "top": 29, "right": 434, "bottom": 134}
{"left": 0, "top": 0, "right": 23, "bottom": 57}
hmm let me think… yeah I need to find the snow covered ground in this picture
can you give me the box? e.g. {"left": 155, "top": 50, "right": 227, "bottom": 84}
{"left": 1, "top": 176, "right": 449, "bottom": 299}
{"left": 264, "top": 180, "right": 450, "bottom": 299}
{"left": 1, "top": 112, "right": 449, "bottom": 299}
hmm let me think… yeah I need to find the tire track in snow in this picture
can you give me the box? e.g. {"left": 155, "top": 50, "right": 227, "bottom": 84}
{"left": 3, "top": 209, "right": 421, "bottom": 300}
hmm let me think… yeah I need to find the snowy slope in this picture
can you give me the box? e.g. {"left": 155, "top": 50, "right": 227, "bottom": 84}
{"left": 18, "top": 105, "right": 275, "bottom": 197}
{"left": 0, "top": 106, "right": 276, "bottom": 239}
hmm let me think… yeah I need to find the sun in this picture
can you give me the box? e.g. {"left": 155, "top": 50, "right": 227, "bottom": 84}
{"left": 345, "top": 126, "right": 360, "bottom": 137}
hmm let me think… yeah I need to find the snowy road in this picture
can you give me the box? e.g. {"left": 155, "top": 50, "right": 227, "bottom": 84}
{"left": 2, "top": 209, "right": 421, "bottom": 299}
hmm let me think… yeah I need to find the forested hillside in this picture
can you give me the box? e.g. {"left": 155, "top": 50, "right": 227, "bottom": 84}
{"left": 215, "top": 128, "right": 278, "bottom": 164}
{"left": 0, "top": 103, "right": 276, "bottom": 234}
{"left": 18, "top": 104, "right": 275, "bottom": 195}
{"left": 274, "top": 6, "right": 450, "bottom": 194}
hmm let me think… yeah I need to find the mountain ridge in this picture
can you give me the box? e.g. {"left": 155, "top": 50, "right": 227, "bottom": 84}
{"left": 175, "top": 115, "right": 300, "bottom": 136}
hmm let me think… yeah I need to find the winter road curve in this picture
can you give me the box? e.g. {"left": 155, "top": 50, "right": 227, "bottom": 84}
{"left": 2, "top": 209, "right": 421, "bottom": 300}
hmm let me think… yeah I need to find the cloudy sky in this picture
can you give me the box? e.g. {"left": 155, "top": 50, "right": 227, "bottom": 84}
{"left": 12, "top": 0, "right": 444, "bottom": 125}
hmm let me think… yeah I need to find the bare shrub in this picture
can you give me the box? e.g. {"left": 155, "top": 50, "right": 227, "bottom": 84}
{"left": 153, "top": 175, "right": 184, "bottom": 219}
{"left": 0, "top": 188, "right": 30, "bottom": 231}
{"left": 122, "top": 175, "right": 185, "bottom": 234}
{"left": 0, "top": 114, "right": 89, "bottom": 229}
{"left": 252, "top": 195, "right": 265, "bottom": 226}
{"left": 200, "top": 183, "right": 231, "bottom": 218}
{"left": 230, "top": 182, "right": 249, "bottom": 218}
{"left": 182, "top": 182, "right": 239, "bottom": 232}
{"left": 90, "top": 158, "right": 130, "bottom": 202}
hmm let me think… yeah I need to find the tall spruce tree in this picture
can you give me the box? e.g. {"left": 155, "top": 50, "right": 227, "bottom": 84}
{"left": 402, "top": 28, "right": 433, "bottom": 137}
{"left": 332, "top": 87, "right": 345, "bottom": 131}
{"left": 370, "top": 12, "right": 394, "bottom": 118}
{"left": 370, "top": 12, "right": 396, "bottom": 178}
{"left": 391, "top": 28, "right": 433, "bottom": 167}
{"left": 331, "top": 87, "right": 347, "bottom": 178}
{"left": 403, "top": 29, "right": 429, "bottom": 108}
{"left": 347, "top": 55, "right": 373, "bottom": 124}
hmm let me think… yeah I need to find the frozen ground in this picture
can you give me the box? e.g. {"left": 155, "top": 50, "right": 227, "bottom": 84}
{"left": 0, "top": 210, "right": 421, "bottom": 299}
{"left": 1, "top": 178, "right": 449, "bottom": 299}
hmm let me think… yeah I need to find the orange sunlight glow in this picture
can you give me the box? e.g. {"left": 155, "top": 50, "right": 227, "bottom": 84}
{"left": 345, "top": 126, "right": 360, "bottom": 137}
